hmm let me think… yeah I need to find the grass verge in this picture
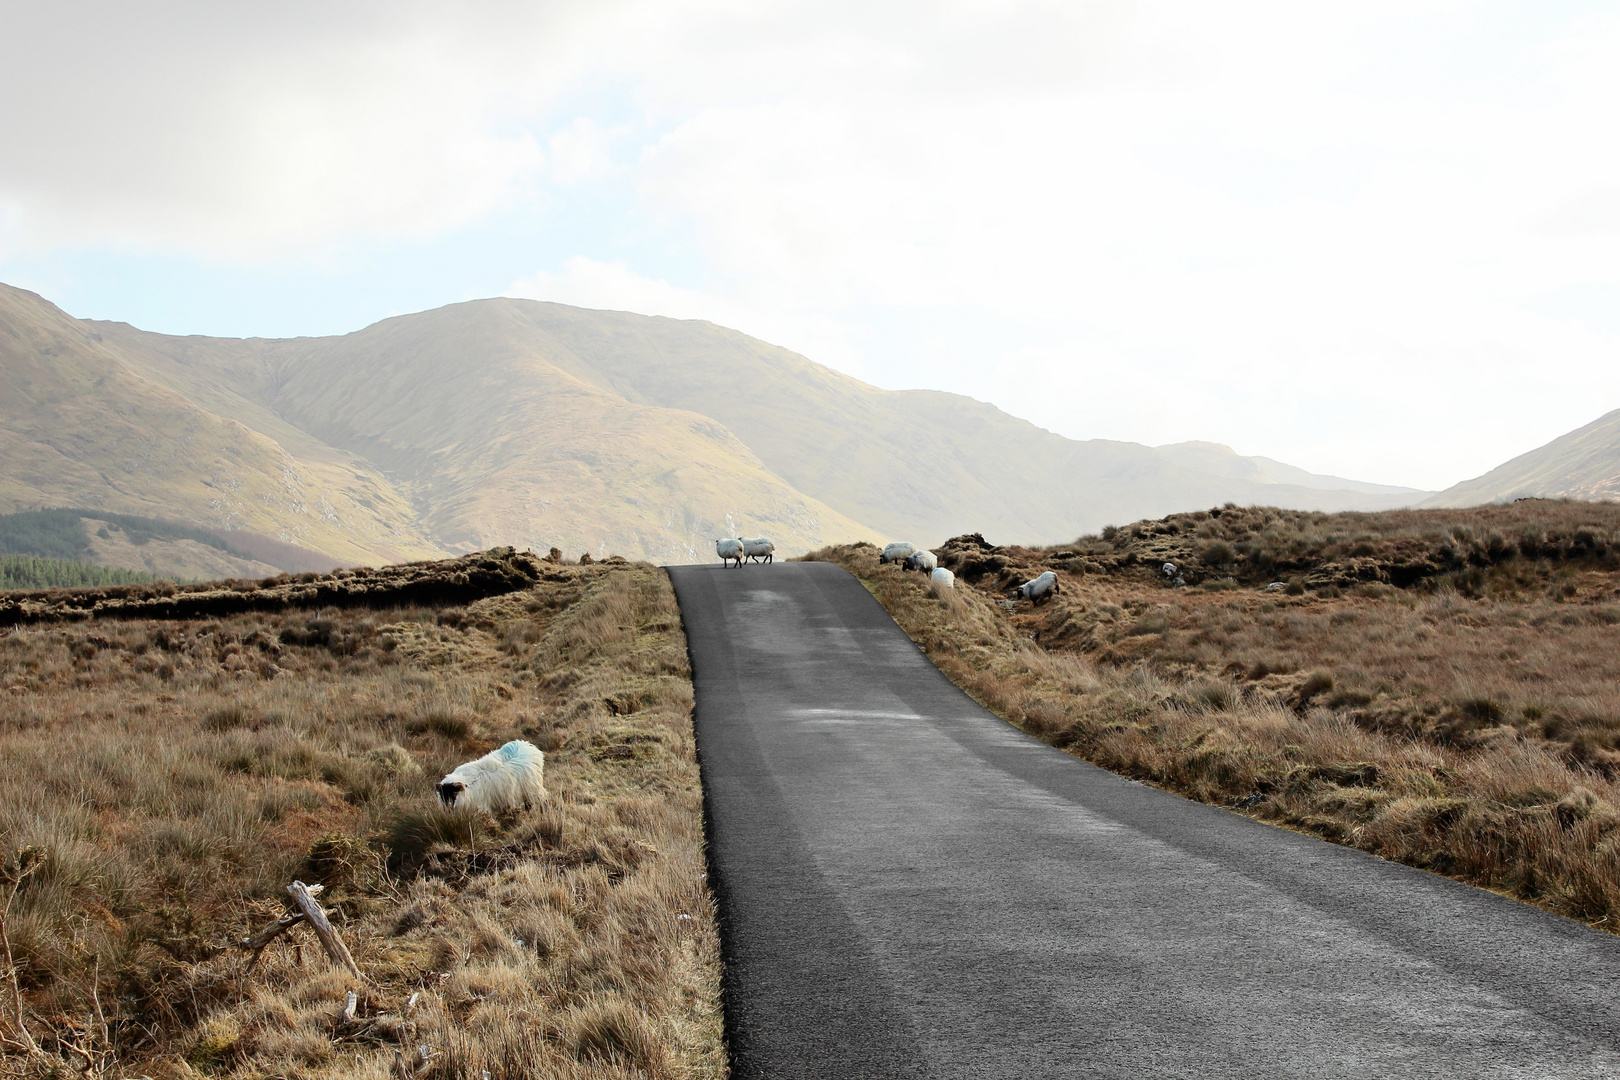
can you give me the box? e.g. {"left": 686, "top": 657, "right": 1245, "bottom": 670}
{"left": 806, "top": 511, "right": 1620, "bottom": 934}
{"left": 0, "top": 557, "right": 723, "bottom": 1080}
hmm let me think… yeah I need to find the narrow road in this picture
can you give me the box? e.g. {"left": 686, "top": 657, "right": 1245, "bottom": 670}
{"left": 668, "top": 561, "right": 1620, "bottom": 1079}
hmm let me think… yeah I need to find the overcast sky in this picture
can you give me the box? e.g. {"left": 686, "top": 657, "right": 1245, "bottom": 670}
{"left": 3, "top": 1, "right": 1617, "bottom": 491}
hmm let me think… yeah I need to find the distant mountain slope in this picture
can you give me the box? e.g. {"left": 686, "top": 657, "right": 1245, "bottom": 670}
{"left": 0, "top": 508, "right": 334, "bottom": 580}
{"left": 7, "top": 284, "right": 1434, "bottom": 561}
{"left": 1425, "top": 409, "right": 1620, "bottom": 507}
{"left": 91, "top": 300, "right": 874, "bottom": 561}
{"left": 272, "top": 299, "right": 1422, "bottom": 543}
{"left": 0, "top": 284, "right": 441, "bottom": 565}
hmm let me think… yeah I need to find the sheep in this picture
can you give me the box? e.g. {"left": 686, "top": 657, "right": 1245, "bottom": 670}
{"left": 931, "top": 567, "right": 956, "bottom": 589}
{"left": 904, "top": 549, "right": 938, "bottom": 573}
{"left": 1013, "top": 570, "right": 1060, "bottom": 605}
{"left": 437, "top": 740, "right": 547, "bottom": 813}
{"left": 740, "top": 536, "right": 775, "bottom": 564}
{"left": 716, "top": 538, "right": 744, "bottom": 568}
{"left": 880, "top": 541, "right": 915, "bottom": 565}
{"left": 1162, "top": 562, "right": 1178, "bottom": 579}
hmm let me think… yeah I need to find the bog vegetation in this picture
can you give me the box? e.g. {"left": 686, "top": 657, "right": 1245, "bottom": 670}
{"left": 808, "top": 499, "right": 1620, "bottom": 933}
{"left": 0, "top": 552, "right": 722, "bottom": 1080}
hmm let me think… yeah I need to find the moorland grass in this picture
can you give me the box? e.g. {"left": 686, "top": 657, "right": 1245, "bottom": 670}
{"left": 807, "top": 508, "right": 1620, "bottom": 932}
{"left": 0, "top": 560, "right": 722, "bottom": 1080}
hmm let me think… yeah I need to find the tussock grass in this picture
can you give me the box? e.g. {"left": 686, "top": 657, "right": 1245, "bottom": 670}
{"left": 807, "top": 513, "right": 1620, "bottom": 933}
{"left": 0, "top": 559, "right": 722, "bottom": 1080}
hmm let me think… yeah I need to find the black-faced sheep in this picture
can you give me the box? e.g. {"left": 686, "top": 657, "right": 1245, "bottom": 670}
{"left": 741, "top": 536, "right": 775, "bottom": 564}
{"left": 716, "top": 538, "right": 745, "bottom": 568}
{"left": 1013, "top": 571, "right": 1060, "bottom": 605}
{"left": 904, "top": 549, "right": 938, "bottom": 573}
{"left": 880, "top": 541, "right": 915, "bottom": 565}
{"left": 437, "top": 740, "right": 547, "bottom": 812}
{"left": 931, "top": 567, "right": 956, "bottom": 589}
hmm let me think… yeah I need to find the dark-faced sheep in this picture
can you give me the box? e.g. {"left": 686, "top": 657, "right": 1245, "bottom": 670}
{"left": 1013, "top": 571, "right": 1060, "bottom": 605}
{"left": 904, "top": 549, "right": 938, "bottom": 573}
{"left": 437, "top": 740, "right": 547, "bottom": 812}
{"left": 880, "top": 541, "right": 915, "bottom": 565}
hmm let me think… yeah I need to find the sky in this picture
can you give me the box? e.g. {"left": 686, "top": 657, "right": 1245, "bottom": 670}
{"left": 2, "top": 1, "right": 1618, "bottom": 492}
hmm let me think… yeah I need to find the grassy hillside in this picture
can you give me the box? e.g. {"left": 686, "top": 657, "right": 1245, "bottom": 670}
{"left": 0, "top": 284, "right": 443, "bottom": 567}
{"left": 1426, "top": 408, "right": 1620, "bottom": 507}
{"left": 83, "top": 296, "right": 1429, "bottom": 559}
{"left": 0, "top": 554, "right": 721, "bottom": 1079}
{"left": 0, "top": 554, "right": 161, "bottom": 589}
{"left": 0, "top": 507, "right": 308, "bottom": 580}
{"left": 412, "top": 301, "right": 1428, "bottom": 543}
{"left": 93, "top": 300, "right": 874, "bottom": 562}
{"left": 808, "top": 499, "right": 1620, "bottom": 933}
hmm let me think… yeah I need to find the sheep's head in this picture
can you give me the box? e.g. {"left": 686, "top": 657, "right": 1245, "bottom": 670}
{"left": 436, "top": 781, "right": 467, "bottom": 807}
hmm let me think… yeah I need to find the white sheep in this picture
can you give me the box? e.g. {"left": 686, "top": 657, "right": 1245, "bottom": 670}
{"left": 716, "top": 538, "right": 745, "bottom": 568}
{"left": 1162, "top": 562, "right": 1178, "bottom": 579}
{"left": 880, "top": 541, "right": 915, "bottom": 565}
{"left": 740, "top": 536, "right": 775, "bottom": 564}
{"left": 931, "top": 567, "right": 956, "bottom": 589}
{"left": 1013, "top": 570, "right": 1061, "bottom": 605}
{"left": 904, "top": 549, "right": 938, "bottom": 573}
{"left": 437, "top": 740, "right": 547, "bottom": 813}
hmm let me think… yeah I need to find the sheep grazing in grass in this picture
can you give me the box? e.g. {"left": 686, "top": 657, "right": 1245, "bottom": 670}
{"left": 904, "top": 549, "right": 938, "bottom": 573}
{"left": 1013, "top": 570, "right": 1060, "bottom": 605}
{"left": 931, "top": 567, "right": 956, "bottom": 589}
{"left": 880, "top": 541, "right": 915, "bottom": 565}
{"left": 741, "top": 536, "right": 775, "bottom": 564}
{"left": 437, "top": 740, "right": 547, "bottom": 813}
{"left": 716, "top": 538, "right": 745, "bottom": 568}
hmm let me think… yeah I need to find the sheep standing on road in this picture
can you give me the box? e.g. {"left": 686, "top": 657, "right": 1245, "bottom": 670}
{"left": 904, "top": 549, "right": 938, "bottom": 573}
{"left": 931, "top": 567, "right": 956, "bottom": 589}
{"left": 716, "top": 538, "right": 745, "bottom": 568}
{"left": 1013, "top": 571, "right": 1061, "bottom": 605}
{"left": 741, "top": 536, "right": 775, "bottom": 564}
{"left": 880, "top": 542, "right": 915, "bottom": 565}
{"left": 437, "top": 740, "right": 547, "bottom": 813}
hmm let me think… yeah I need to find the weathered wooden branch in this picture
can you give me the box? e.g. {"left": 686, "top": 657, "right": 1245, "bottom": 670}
{"left": 238, "top": 912, "right": 307, "bottom": 970}
{"left": 286, "top": 881, "right": 364, "bottom": 983}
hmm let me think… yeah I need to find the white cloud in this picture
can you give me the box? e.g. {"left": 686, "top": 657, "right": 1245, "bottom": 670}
{"left": 5, "top": 1, "right": 1620, "bottom": 489}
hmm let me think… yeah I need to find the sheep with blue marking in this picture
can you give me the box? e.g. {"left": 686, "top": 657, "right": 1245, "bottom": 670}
{"left": 931, "top": 567, "right": 955, "bottom": 589}
{"left": 437, "top": 740, "right": 547, "bottom": 812}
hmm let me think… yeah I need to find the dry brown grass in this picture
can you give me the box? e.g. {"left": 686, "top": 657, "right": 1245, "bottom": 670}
{"left": 806, "top": 507, "right": 1620, "bottom": 934}
{"left": 0, "top": 559, "right": 722, "bottom": 1080}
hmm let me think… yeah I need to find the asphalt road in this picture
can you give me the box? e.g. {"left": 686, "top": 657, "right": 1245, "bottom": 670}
{"left": 667, "top": 561, "right": 1620, "bottom": 1079}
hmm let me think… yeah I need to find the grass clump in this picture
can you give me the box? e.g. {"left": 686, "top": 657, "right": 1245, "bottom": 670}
{"left": 0, "top": 557, "right": 722, "bottom": 1080}
{"left": 805, "top": 504, "right": 1620, "bottom": 934}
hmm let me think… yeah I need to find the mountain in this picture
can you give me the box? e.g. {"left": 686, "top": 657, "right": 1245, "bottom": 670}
{"left": 0, "top": 284, "right": 441, "bottom": 566}
{"left": 0, "top": 507, "right": 338, "bottom": 581}
{"left": 89, "top": 299, "right": 873, "bottom": 561}
{"left": 1424, "top": 409, "right": 1620, "bottom": 507}
{"left": 2, "top": 283, "right": 1434, "bottom": 563}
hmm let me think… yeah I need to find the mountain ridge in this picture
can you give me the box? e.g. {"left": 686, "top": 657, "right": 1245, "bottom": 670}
{"left": 4, "top": 282, "right": 1443, "bottom": 563}
{"left": 1424, "top": 408, "right": 1620, "bottom": 508}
